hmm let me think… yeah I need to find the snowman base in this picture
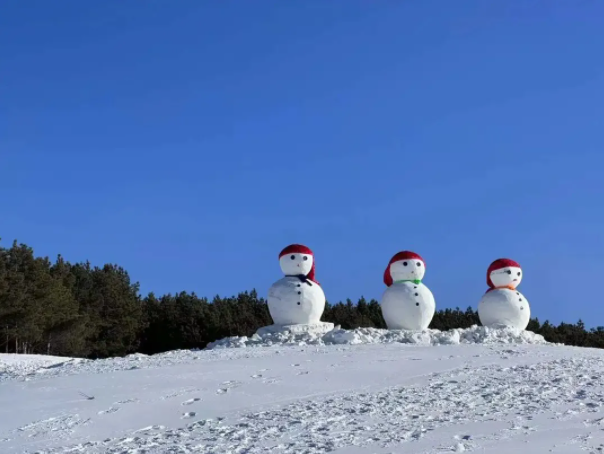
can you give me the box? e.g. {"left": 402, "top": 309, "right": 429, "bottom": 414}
{"left": 486, "top": 323, "right": 523, "bottom": 330}
{"left": 478, "top": 288, "right": 530, "bottom": 331}
{"left": 255, "top": 322, "right": 335, "bottom": 336}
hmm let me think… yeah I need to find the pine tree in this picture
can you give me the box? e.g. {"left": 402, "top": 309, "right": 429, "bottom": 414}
{"left": 83, "top": 264, "right": 143, "bottom": 358}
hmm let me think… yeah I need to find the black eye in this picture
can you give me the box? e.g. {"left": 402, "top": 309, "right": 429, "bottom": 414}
{"left": 416, "top": 262, "right": 421, "bottom": 267}
{"left": 517, "top": 272, "right": 521, "bottom": 276}
{"left": 403, "top": 261, "right": 408, "bottom": 266}
{"left": 506, "top": 270, "right": 512, "bottom": 275}
{"left": 303, "top": 256, "right": 308, "bottom": 261}
{"left": 290, "top": 255, "right": 295, "bottom": 260}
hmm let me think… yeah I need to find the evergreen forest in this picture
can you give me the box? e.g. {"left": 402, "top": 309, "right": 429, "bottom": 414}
{"left": 1, "top": 239, "right": 602, "bottom": 359}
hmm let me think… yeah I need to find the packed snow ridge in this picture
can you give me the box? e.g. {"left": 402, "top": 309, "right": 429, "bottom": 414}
{"left": 207, "top": 324, "right": 548, "bottom": 349}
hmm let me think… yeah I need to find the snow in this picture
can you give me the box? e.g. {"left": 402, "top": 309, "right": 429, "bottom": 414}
{"left": 381, "top": 252, "right": 435, "bottom": 330}
{"left": 478, "top": 288, "right": 531, "bottom": 330}
{"left": 255, "top": 322, "right": 335, "bottom": 336}
{"left": 380, "top": 282, "right": 436, "bottom": 330}
{"left": 208, "top": 325, "right": 547, "bottom": 349}
{"left": 267, "top": 276, "right": 326, "bottom": 325}
{"left": 0, "top": 354, "right": 82, "bottom": 380}
{"left": 3, "top": 327, "right": 604, "bottom": 453}
{"left": 269, "top": 249, "right": 326, "bottom": 325}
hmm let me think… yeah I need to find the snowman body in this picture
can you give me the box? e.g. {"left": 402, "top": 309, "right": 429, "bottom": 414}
{"left": 267, "top": 277, "right": 326, "bottom": 325}
{"left": 381, "top": 281, "right": 435, "bottom": 330}
{"left": 380, "top": 251, "right": 436, "bottom": 331}
{"left": 478, "top": 288, "right": 530, "bottom": 330}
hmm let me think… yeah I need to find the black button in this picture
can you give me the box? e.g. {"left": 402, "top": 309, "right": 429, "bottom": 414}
{"left": 519, "top": 298, "right": 522, "bottom": 301}
{"left": 297, "top": 291, "right": 301, "bottom": 295}
{"left": 297, "top": 302, "right": 301, "bottom": 305}
{"left": 297, "top": 284, "right": 301, "bottom": 287}
{"left": 416, "top": 302, "right": 420, "bottom": 306}
{"left": 415, "top": 293, "right": 419, "bottom": 296}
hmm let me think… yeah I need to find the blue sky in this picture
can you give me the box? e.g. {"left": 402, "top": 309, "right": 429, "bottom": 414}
{"left": 2, "top": 1, "right": 603, "bottom": 326}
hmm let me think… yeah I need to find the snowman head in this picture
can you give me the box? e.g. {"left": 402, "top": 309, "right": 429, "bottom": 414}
{"left": 278, "top": 244, "right": 316, "bottom": 281}
{"left": 487, "top": 258, "right": 522, "bottom": 289}
{"left": 384, "top": 251, "right": 425, "bottom": 286}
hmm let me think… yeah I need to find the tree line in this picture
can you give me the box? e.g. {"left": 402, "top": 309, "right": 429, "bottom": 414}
{"left": 0, "top": 239, "right": 602, "bottom": 359}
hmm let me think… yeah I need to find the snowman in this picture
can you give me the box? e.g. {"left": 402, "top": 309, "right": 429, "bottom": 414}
{"left": 478, "top": 258, "right": 531, "bottom": 330}
{"left": 259, "top": 244, "right": 334, "bottom": 335}
{"left": 380, "top": 251, "right": 436, "bottom": 330}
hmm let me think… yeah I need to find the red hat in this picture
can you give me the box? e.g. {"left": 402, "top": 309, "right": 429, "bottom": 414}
{"left": 486, "top": 258, "right": 521, "bottom": 288}
{"left": 383, "top": 251, "right": 424, "bottom": 287}
{"left": 279, "top": 244, "right": 317, "bottom": 283}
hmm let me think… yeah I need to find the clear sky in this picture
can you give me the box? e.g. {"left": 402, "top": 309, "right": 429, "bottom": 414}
{"left": 2, "top": 1, "right": 603, "bottom": 326}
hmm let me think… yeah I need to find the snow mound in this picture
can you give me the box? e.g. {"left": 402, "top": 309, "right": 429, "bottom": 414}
{"left": 256, "top": 322, "right": 334, "bottom": 335}
{"left": 206, "top": 324, "right": 547, "bottom": 349}
{"left": 0, "top": 354, "right": 79, "bottom": 378}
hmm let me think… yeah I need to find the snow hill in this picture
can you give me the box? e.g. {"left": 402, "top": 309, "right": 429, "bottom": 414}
{"left": 1, "top": 325, "right": 604, "bottom": 453}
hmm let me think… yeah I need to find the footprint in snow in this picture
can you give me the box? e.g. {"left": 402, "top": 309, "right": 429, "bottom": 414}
{"left": 297, "top": 371, "right": 309, "bottom": 375}
{"left": 115, "top": 398, "right": 139, "bottom": 405}
{"left": 161, "top": 387, "right": 200, "bottom": 400}
{"left": 181, "top": 398, "right": 201, "bottom": 406}
{"left": 583, "top": 417, "right": 604, "bottom": 427}
{"left": 134, "top": 425, "right": 165, "bottom": 433}
{"left": 217, "top": 380, "right": 242, "bottom": 393}
{"left": 454, "top": 442, "right": 468, "bottom": 452}
{"left": 251, "top": 374, "right": 263, "bottom": 379}
{"left": 98, "top": 407, "right": 119, "bottom": 415}
{"left": 181, "top": 412, "right": 196, "bottom": 419}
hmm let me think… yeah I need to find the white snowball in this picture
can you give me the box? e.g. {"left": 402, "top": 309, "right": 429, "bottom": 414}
{"left": 279, "top": 253, "right": 313, "bottom": 276}
{"left": 380, "top": 282, "right": 435, "bottom": 331}
{"left": 389, "top": 259, "right": 425, "bottom": 282}
{"left": 267, "top": 276, "right": 326, "bottom": 325}
{"left": 478, "top": 288, "right": 530, "bottom": 330}
{"left": 489, "top": 266, "right": 523, "bottom": 288}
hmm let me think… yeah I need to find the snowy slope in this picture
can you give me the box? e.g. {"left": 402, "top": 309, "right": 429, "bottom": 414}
{"left": 1, "top": 327, "right": 604, "bottom": 453}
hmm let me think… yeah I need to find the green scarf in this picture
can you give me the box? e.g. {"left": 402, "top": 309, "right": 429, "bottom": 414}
{"left": 394, "top": 279, "right": 422, "bottom": 285}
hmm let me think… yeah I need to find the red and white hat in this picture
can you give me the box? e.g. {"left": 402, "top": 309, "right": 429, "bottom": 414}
{"left": 486, "top": 258, "right": 521, "bottom": 288}
{"left": 383, "top": 251, "right": 424, "bottom": 287}
{"left": 279, "top": 244, "right": 317, "bottom": 283}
